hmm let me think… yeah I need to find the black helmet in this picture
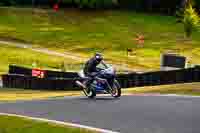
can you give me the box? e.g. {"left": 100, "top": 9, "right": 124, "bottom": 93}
{"left": 94, "top": 53, "right": 103, "bottom": 62}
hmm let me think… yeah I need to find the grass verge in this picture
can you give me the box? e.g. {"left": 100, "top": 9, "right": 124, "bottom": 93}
{"left": 122, "top": 82, "right": 200, "bottom": 96}
{"left": 0, "top": 115, "right": 94, "bottom": 133}
{"left": 0, "top": 7, "right": 199, "bottom": 71}
{"left": 0, "top": 82, "right": 200, "bottom": 102}
{"left": 0, "top": 44, "right": 83, "bottom": 74}
{"left": 0, "top": 88, "right": 82, "bottom": 101}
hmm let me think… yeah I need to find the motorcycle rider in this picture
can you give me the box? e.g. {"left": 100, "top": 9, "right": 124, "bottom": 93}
{"left": 83, "top": 53, "right": 104, "bottom": 88}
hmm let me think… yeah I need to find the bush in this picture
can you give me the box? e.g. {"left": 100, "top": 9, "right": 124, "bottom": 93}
{"left": 118, "top": 0, "right": 182, "bottom": 14}
{"left": 0, "top": 0, "right": 53, "bottom": 6}
{"left": 118, "top": 0, "right": 143, "bottom": 10}
{"left": 88, "top": 0, "right": 96, "bottom": 8}
{"left": 103, "top": 0, "right": 116, "bottom": 8}
{"left": 95, "top": 0, "right": 104, "bottom": 8}
{"left": 73, "top": 0, "right": 116, "bottom": 9}
{"left": 0, "top": 0, "right": 191, "bottom": 14}
{"left": 0, "top": 0, "right": 16, "bottom": 6}
{"left": 62, "top": 0, "right": 73, "bottom": 4}
{"left": 183, "top": 3, "right": 200, "bottom": 37}
{"left": 74, "top": 0, "right": 81, "bottom": 7}
{"left": 15, "top": 0, "right": 33, "bottom": 6}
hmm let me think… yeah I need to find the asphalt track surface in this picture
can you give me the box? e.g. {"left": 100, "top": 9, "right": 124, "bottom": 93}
{"left": 0, "top": 95, "right": 199, "bottom": 133}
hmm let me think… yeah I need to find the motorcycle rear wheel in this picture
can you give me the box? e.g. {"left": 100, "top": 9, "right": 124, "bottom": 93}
{"left": 83, "top": 85, "right": 96, "bottom": 99}
{"left": 110, "top": 80, "right": 121, "bottom": 98}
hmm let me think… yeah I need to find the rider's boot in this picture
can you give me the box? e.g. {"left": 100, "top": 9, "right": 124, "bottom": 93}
{"left": 84, "top": 78, "right": 95, "bottom": 93}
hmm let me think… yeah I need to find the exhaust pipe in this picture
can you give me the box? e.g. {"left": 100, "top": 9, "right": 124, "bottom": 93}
{"left": 75, "top": 81, "right": 86, "bottom": 89}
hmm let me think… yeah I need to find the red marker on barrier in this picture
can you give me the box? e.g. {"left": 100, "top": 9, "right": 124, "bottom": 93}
{"left": 53, "top": 3, "right": 59, "bottom": 11}
{"left": 32, "top": 68, "right": 45, "bottom": 78}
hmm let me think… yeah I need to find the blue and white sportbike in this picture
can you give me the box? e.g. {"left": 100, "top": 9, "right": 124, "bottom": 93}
{"left": 76, "top": 62, "right": 121, "bottom": 98}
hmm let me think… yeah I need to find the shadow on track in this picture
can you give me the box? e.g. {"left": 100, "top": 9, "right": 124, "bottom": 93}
{"left": 78, "top": 96, "right": 120, "bottom": 101}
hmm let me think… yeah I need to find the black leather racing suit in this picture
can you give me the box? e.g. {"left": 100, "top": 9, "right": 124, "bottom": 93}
{"left": 83, "top": 57, "right": 100, "bottom": 78}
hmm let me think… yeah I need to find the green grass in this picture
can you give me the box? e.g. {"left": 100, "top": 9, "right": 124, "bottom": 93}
{"left": 0, "top": 7, "right": 199, "bottom": 71}
{"left": 123, "top": 82, "right": 200, "bottom": 96}
{"left": 0, "top": 115, "right": 94, "bottom": 133}
{"left": 0, "top": 44, "right": 83, "bottom": 74}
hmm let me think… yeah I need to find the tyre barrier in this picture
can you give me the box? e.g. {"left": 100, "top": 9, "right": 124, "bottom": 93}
{"left": 2, "top": 65, "right": 200, "bottom": 90}
{"left": 9, "top": 65, "right": 79, "bottom": 78}
{"left": 9, "top": 65, "right": 32, "bottom": 76}
{"left": 2, "top": 74, "right": 82, "bottom": 90}
{"left": 115, "top": 67, "right": 200, "bottom": 88}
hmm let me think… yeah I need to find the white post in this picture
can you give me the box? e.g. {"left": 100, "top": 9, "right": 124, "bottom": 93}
{"left": 0, "top": 76, "right": 3, "bottom": 88}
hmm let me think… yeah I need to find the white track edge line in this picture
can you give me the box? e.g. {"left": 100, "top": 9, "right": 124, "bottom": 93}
{"left": 161, "top": 94, "right": 200, "bottom": 98}
{"left": 0, "top": 113, "right": 119, "bottom": 133}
